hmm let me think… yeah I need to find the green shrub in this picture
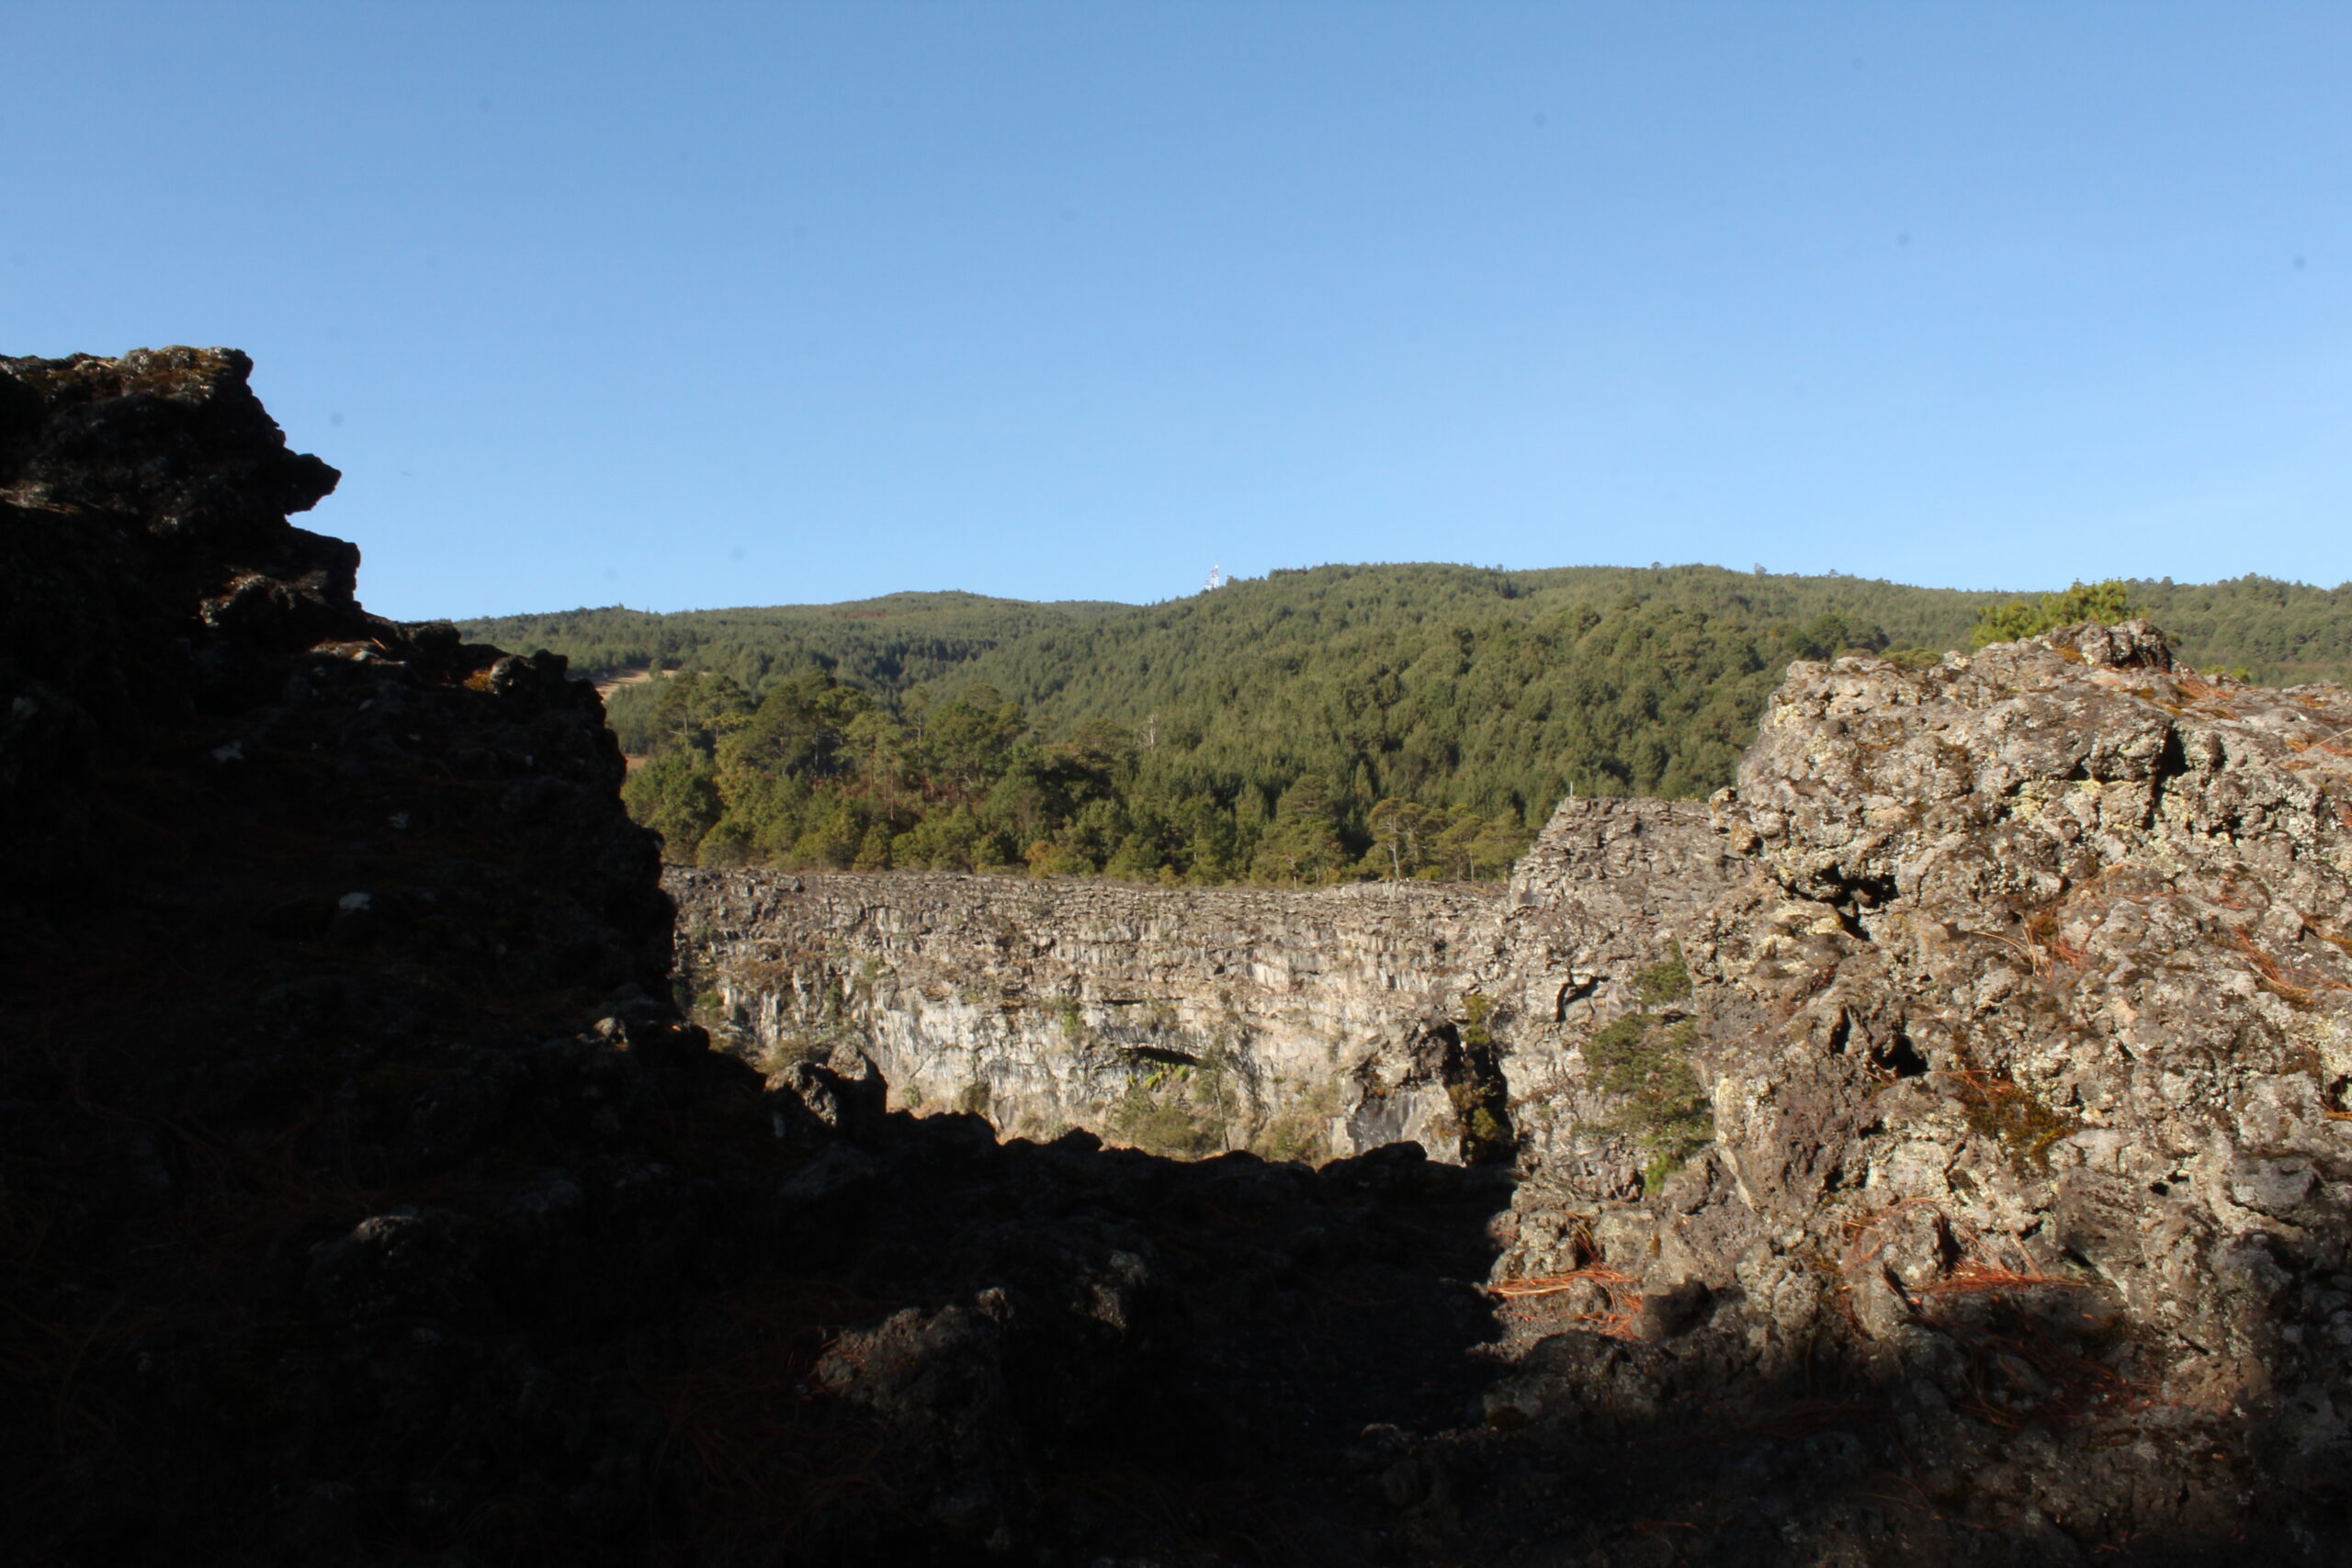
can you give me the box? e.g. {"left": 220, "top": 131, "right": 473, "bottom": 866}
{"left": 1972, "top": 580, "right": 2134, "bottom": 649}
{"left": 1630, "top": 945, "right": 1690, "bottom": 1007}
{"left": 1586, "top": 1012, "right": 1713, "bottom": 1190}
{"left": 1248, "top": 1078, "right": 1339, "bottom": 1165}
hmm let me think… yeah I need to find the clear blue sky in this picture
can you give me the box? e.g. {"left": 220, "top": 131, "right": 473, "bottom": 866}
{"left": 6, "top": 4, "right": 2346, "bottom": 619}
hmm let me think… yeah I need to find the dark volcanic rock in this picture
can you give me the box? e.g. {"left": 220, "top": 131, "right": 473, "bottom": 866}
{"left": 0, "top": 348, "right": 712, "bottom": 1560}
{"left": 0, "top": 347, "right": 1515, "bottom": 1568}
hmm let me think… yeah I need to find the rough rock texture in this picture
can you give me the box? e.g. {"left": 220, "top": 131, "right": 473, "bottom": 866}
{"left": 670, "top": 869, "right": 1504, "bottom": 1161}
{"left": 672, "top": 797, "right": 1746, "bottom": 1186}
{"left": 1483, "top": 796, "right": 1747, "bottom": 1192}
{"left": 10, "top": 347, "right": 2349, "bottom": 1565}
{"left": 1461, "top": 622, "right": 2352, "bottom": 1564}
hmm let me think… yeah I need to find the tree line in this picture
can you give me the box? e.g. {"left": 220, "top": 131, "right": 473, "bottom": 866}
{"left": 460, "top": 563, "right": 2352, "bottom": 883}
{"left": 620, "top": 666, "right": 1532, "bottom": 884}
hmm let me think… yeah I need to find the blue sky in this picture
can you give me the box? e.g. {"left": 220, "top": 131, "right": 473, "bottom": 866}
{"left": 6, "top": 3, "right": 2346, "bottom": 619}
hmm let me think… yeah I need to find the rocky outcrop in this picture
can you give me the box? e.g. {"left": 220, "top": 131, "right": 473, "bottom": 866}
{"left": 1471, "top": 621, "right": 2352, "bottom": 1559}
{"left": 1483, "top": 796, "right": 1747, "bottom": 1190}
{"left": 672, "top": 795, "right": 1747, "bottom": 1183}
{"left": 0, "top": 349, "right": 731, "bottom": 1561}
{"left": 671, "top": 869, "right": 1504, "bottom": 1160}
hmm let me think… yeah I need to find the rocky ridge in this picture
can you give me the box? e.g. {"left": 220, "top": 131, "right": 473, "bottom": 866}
{"left": 1477, "top": 616, "right": 2352, "bottom": 1560}
{"left": 5, "top": 347, "right": 2348, "bottom": 1564}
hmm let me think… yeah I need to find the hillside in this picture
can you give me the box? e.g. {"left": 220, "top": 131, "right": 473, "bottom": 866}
{"left": 458, "top": 589, "right": 1126, "bottom": 691}
{"left": 951, "top": 562, "right": 1996, "bottom": 811}
{"left": 970, "top": 565, "right": 2352, "bottom": 711}
{"left": 462, "top": 566, "right": 2352, "bottom": 883}
{"left": 463, "top": 567, "right": 2352, "bottom": 704}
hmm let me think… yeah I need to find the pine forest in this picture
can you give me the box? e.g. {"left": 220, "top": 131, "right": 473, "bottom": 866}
{"left": 457, "top": 565, "right": 2352, "bottom": 886}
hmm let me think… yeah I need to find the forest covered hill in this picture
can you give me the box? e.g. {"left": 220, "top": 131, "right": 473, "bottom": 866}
{"left": 458, "top": 565, "right": 2352, "bottom": 884}
{"left": 458, "top": 590, "right": 1127, "bottom": 695}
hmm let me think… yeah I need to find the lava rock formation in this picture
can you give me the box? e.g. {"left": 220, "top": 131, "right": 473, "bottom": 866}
{"left": 5, "top": 348, "right": 2349, "bottom": 1566}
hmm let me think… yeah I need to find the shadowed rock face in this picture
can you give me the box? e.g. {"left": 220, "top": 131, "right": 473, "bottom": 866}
{"left": 0, "top": 347, "right": 1512, "bottom": 1565}
{"left": 6, "top": 348, "right": 2350, "bottom": 1566}
{"left": 0, "top": 349, "right": 719, "bottom": 1559}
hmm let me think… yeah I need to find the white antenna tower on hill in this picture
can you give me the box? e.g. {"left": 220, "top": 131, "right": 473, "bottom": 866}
{"left": 1204, "top": 560, "right": 1227, "bottom": 592}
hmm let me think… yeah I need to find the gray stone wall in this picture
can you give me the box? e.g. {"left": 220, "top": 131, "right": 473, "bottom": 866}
{"left": 666, "top": 795, "right": 1740, "bottom": 1166}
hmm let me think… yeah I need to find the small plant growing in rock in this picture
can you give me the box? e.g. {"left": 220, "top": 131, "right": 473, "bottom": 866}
{"left": 1250, "top": 1078, "right": 1338, "bottom": 1164}
{"left": 1951, "top": 1066, "right": 2075, "bottom": 1173}
{"left": 1110, "top": 1048, "right": 1241, "bottom": 1157}
{"left": 1586, "top": 1012, "right": 1713, "bottom": 1191}
{"left": 1447, "top": 993, "right": 1516, "bottom": 1164}
{"left": 1631, "top": 944, "right": 1691, "bottom": 1008}
{"left": 1112, "top": 1077, "right": 1221, "bottom": 1156}
{"left": 776, "top": 1038, "right": 846, "bottom": 1080}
